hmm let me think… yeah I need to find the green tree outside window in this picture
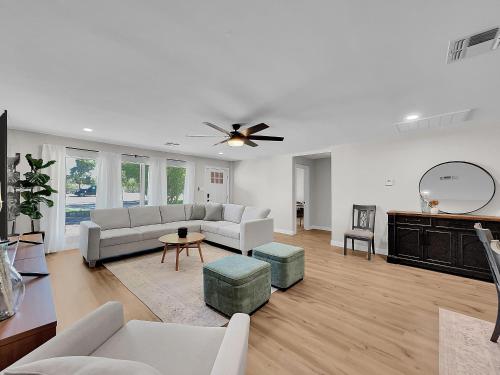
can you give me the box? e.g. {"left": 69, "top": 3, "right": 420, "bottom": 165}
{"left": 167, "top": 166, "right": 186, "bottom": 204}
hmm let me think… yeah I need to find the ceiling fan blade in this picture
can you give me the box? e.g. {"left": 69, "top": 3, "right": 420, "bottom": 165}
{"left": 244, "top": 139, "right": 259, "bottom": 147}
{"left": 241, "top": 123, "right": 269, "bottom": 136}
{"left": 247, "top": 135, "right": 284, "bottom": 141}
{"left": 203, "top": 122, "right": 231, "bottom": 136}
{"left": 213, "top": 139, "right": 229, "bottom": 146}
{"left": 186, "top": 134, "right": 222, "bottom": 138}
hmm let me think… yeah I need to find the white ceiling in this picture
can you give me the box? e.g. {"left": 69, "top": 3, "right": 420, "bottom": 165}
{"left": 1, "top": 1, "right": 499, "bottom": 161}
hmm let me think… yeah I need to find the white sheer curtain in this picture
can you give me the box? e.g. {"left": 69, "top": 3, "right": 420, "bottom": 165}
{"left": 183, "top": 160, "right": 196, "bottom": 203}
{"left": 96, "top": 151, "right": 123, "bottom": 208}
{"left": 147, "top": 157, "right": 168, "bottom": 206}
{"left": 40, "top": 144, "right": 67, "bottom": 253}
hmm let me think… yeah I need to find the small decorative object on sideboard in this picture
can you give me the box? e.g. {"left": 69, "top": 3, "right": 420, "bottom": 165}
{"left": 0, "top": 238, "right": 25, "bottom": 321}
{"left": 429, "top": 200, "right": 439, "bottom": 214}
{"left": 178, "top": 227, "right": 188, "bottom": 238}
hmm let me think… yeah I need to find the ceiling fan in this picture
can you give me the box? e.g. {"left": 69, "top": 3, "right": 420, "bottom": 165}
{"left": 187, "top": 122, "right": 284, "bottom": 147}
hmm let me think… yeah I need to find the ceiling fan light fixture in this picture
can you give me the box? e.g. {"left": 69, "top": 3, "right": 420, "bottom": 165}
{"left": 227, "top": 137, "right": 244, "bottom": 147}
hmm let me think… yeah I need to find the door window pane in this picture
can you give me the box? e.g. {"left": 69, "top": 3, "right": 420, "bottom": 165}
{"left": 65, "top": 157, "right": 97, "bottom": 237}
{"left": 167, "top": 166, "right": 186, "bottom": 204}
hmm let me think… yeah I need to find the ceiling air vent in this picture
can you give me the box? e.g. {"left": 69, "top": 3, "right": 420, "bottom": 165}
{"left": 447, "top": 27, "right": 500, "bottom": 63}
{"left": 395, "top": 109, "right": 472, "bottom": 133}
{"left": 164, "top": 142, "right": 180, "bottom": 146}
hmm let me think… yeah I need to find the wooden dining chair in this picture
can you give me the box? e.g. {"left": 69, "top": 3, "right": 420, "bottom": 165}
{"left": 344, "top": 205, "right": 376, "bottom": 260}
{"left": 474, "top": 223, "right": 500, "bottom": 342}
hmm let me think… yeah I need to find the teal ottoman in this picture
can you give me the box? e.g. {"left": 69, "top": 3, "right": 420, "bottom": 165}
{"left": 253, "top": 242, "right": 304, "bottom": 289}
{"left": 203, "top": 255, "right": 271, "bottom": 316}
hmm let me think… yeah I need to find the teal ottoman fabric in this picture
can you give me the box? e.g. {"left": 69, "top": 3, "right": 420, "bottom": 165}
{"left": 253, "top": 242, "right": 304, "bottom": 289}
{"left": 203, "top": 255, "right": 271, "bottom": 316}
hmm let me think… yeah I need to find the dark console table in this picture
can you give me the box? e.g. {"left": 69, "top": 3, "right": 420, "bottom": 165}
{"left": 0, "top": 242, "right": 57, "bottom": 370}
{"left": 387, "top": 211, "right": 498, "bottom": 281}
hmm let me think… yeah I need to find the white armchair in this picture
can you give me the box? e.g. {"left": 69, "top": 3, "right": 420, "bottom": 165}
{"left": 7, "top": 302, "right": 250, "bottom": 375}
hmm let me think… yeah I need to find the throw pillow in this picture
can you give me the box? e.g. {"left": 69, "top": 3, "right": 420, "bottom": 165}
{"left": 204, "top": 203, "right": 223, "bottom": 221}
{"left": 5, "top": 356, "right": 162, "bottom": 375}
{"left": 189, "top": 204, "right": 206, "bottom": 220}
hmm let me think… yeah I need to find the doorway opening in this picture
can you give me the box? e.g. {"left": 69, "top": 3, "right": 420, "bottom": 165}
{"left": 293, "top": 152, "right": 332, "bottom": 235}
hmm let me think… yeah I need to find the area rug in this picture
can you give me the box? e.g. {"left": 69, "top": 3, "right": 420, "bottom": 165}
{"left": 104, "top": 244, "right": 275, "bottom": 327}
{"left": 439, "top": 308, "right": 500, "bottom": 375}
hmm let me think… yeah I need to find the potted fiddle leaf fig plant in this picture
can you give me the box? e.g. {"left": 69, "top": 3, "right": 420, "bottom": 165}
{"left": 17, "top": 154, "right": 57, "bottom": 240}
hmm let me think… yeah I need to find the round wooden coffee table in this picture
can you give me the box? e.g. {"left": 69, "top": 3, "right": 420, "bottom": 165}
{"left": 159, "top": 232, "right": 205, "bottom": 271}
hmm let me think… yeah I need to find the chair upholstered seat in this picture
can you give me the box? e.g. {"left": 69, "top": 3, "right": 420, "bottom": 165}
{"left": 344, "top": 228, "right": 374, "bottom": 240}
{"left": 91, "top": 320, "right": 225, "bottom": 375}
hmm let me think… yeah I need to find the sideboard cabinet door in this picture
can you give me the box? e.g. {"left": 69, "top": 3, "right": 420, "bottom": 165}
{"left": 395, "top": 227, "right": 422, "bottom": 260}
{"left": 422, "top": 229, "right": 454, "bottom": 266}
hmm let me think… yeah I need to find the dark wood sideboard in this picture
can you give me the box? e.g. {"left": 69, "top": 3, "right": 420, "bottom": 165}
{"left": 0, "top": 242, "right": 57, "bottom": 370}
{"left": 387, "top": 211, "right": 498, "bottom": 281}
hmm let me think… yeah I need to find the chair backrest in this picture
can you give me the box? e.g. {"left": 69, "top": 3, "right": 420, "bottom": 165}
{"left": 474, "top": 223, "right": 500, "bottom": 292}
{"left": 352, "top": 205, "right": 376, "bottom": 232}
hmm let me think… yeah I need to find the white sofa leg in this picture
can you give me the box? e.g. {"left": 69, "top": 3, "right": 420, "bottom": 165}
{"left": 88, "top": 260, "right": 97, "bottom": 268}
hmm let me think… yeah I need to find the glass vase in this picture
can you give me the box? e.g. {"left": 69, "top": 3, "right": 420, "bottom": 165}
{"left": 0, "top": 241, "right": 25, "bottom": 321}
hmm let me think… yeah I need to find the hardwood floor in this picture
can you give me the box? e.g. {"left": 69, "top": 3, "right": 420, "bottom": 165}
{"left": 46, "top": 230, "right": 497, "bottom": 375}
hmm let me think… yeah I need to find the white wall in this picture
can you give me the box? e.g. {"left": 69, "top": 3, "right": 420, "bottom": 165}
{"left": 232, "top": 155, "right": 294, "bottom": 234}
{"left": 331, "top": 125, "right": 500, "bottom": 254}
{"left": 7, "top": 129, "right": 231, "bottom": 233}
{"left": 310, "top": 157, "right": 331, "bottom": 229}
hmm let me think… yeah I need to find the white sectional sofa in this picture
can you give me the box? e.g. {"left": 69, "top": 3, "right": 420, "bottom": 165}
{"left": 80, "top": 203, "right": 273, "bottom": 267}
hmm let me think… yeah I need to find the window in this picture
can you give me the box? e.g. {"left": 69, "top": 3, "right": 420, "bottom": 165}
{"left": 122, "top": 161, "right": 149, "bottom": 207}
{"left": 167, "top": 160, "right": 186, "bottom": 204}
{"left": 210, "top": 171, "right": 223, "bottom": 184}
{"left": 65, "top": 156, "right": 97, "bottom": 238}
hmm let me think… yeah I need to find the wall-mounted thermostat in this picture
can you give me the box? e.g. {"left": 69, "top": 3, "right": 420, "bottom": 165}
{"left": 385, "top": 178, "right": 394, "bottom": 186}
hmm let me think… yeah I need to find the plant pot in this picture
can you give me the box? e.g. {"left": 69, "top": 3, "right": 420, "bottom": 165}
{"left": 430, "top": 207, "right": 439, "bottom": 214}
{"left": 0, "top": 242, "right": 25, "bottom": 321}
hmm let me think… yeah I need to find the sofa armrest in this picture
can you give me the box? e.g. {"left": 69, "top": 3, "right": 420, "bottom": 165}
{"left": 80, "top": 220, "right": 101, "bottom": 265}
{"left": 210, "top": 313, "right": 250, "bottom": 375}
{"left": 9, "top": 302, "right": 125, "bottom": 369}
{"left": 240, "top": 218, "right": 274, "bottom": 255}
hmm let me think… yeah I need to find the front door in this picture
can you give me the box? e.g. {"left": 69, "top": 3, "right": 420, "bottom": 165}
{"left": 205, "top": 167, "right": 229, "bottom": 203}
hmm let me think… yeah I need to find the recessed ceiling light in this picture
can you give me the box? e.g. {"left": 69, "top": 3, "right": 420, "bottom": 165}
{"left": 405, "top": 114, "right": 420, "bottom": 121}
{"left": 218, "top": 152, "right": 224, "bottom": 155}
{"left": 83, "top": 128, "right": 93, "bottom": 132}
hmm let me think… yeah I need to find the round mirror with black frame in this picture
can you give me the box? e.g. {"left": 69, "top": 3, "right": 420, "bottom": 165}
{"left": 419, "top": 161, "right": 496, "bottom": 215}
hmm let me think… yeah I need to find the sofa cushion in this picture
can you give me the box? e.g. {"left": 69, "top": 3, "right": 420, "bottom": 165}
{"left": 175, "top": 220, "right": 203, "bottom": 233}
{"left": 91, "top": 320, "right": 225, "bottom": 375}
{"left": 222, "top": 204, "right": 245, "bottom": 224}
{"left": 201, "top": 221, "right": 233, "bottom": 235}
{"left": 100, "top": 228, "right": 143, "bottom": 247}
{"left": 4, "top": 356, "right": 162, "bottom": 375}
{"left": 135, "top": 223, "right": 177, "bottom": 240}
{"left": 204, "top": 203, "right": 223, "bottom": 221}
{"left": 190, "top": 204, "right": 206, "bottom": 220}
{"left": 240, "top": 207, "right": 271, "bottom": 222}
{"left": 91, "top": 208, "right": 131, "bottom": 230}
{"left": 160, "top": 205, "right": 186, "bottom": 223}
{"left": 217, "top": 223, "right": 240, "bottom": 240}
{"left": 129, "top": 206, "right": 162, "bottom": 227}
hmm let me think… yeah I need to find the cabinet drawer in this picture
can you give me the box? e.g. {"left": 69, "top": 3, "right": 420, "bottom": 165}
{"left": 395, "top": 215, "right": 431, "bottom": 226}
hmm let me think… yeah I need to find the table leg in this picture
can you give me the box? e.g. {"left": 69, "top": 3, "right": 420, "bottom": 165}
{"left": 161, "top": 244, "right": 168, "bottom": 263}
{"left": 186, "top": 246, "right": 189, "bottom": 256}
{"left": 197, "top": 241, "right": 204, "bottom": 263}
{"left": 176, "top": 244, "right": 180, "bottom": 271}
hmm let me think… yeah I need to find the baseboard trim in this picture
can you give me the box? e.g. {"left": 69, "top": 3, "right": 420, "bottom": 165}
{"left": 274, "top": 228, "right": 295, "bottom": 235}
{"left": 309, "top": 225, "right": 332, "bottom": 231}
{"left": 330, "top": 240, "right": 388, "bottom": 256}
